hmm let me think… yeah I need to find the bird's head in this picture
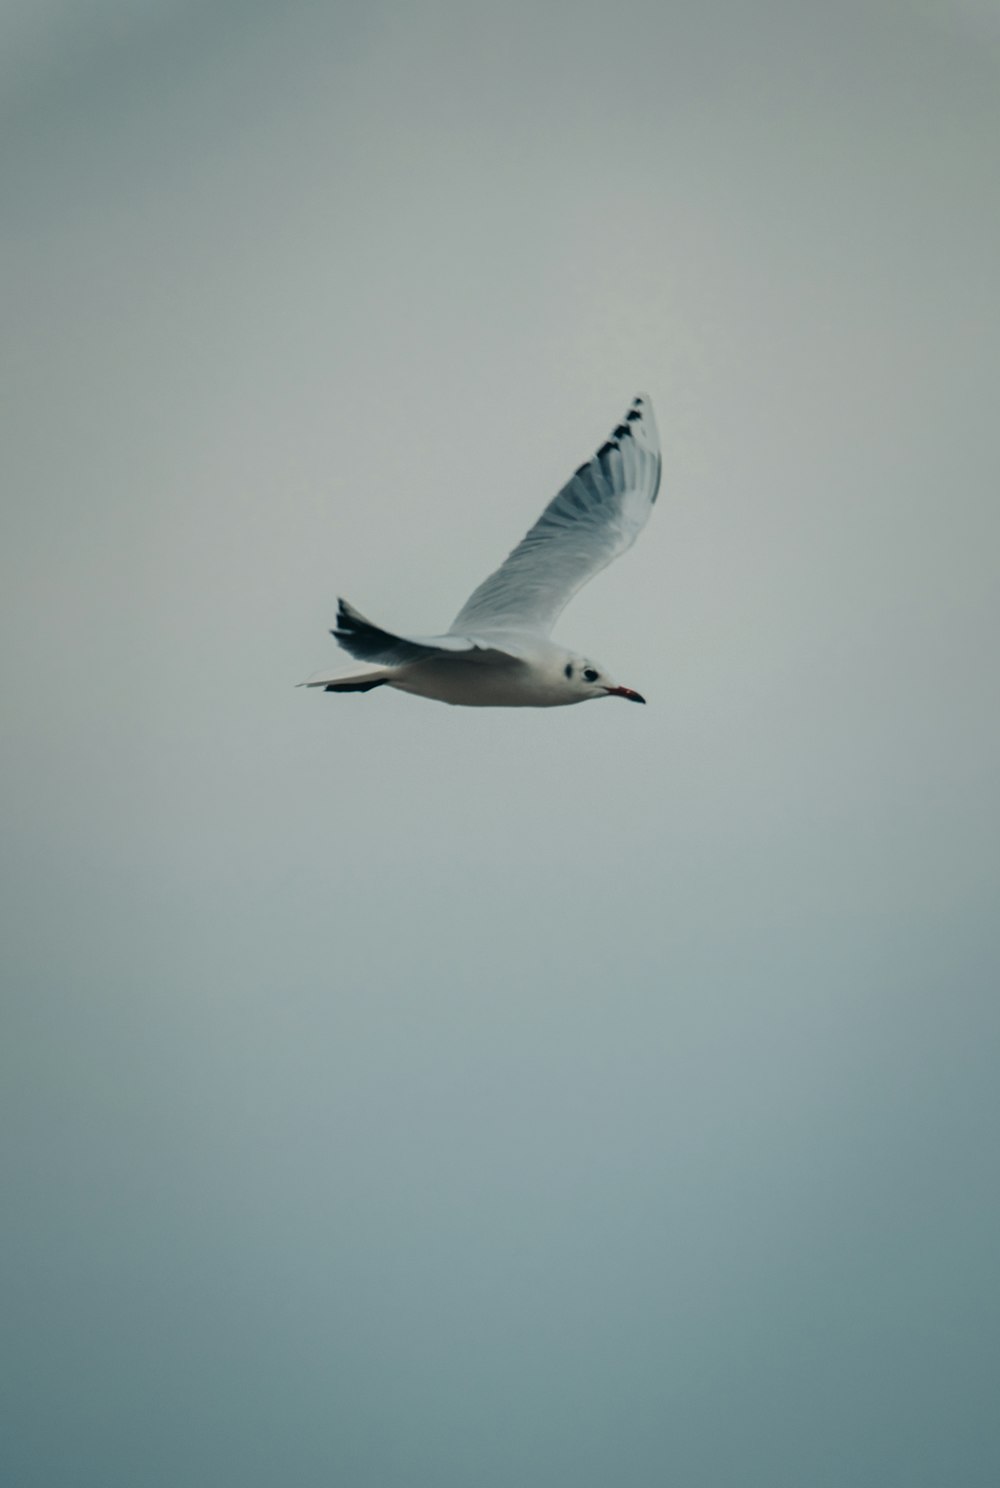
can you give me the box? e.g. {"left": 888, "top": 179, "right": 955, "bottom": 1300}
{"left": 560, "top": 654, "right": 646, "bottom": 705}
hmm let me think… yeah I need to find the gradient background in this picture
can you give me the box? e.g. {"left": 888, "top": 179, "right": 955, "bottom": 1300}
{"left": 4, "top": 3, "right": 1000, "bottom": 1484}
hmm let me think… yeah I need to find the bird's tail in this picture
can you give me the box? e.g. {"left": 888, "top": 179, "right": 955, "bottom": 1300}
{"left": 300, "top": 665, "right": 391, "bottom": 693}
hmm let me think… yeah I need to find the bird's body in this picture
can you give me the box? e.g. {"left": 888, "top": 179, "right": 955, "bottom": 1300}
{"left": 304, "top": 394, "right": 661, "bottom": 709}
{"left": 382, "top": 637, "right": 615, "bottom": 709}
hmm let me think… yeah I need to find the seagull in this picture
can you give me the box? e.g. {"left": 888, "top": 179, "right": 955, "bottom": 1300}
{"left": 304, "top": 393, "right": 661, "bottom": 707}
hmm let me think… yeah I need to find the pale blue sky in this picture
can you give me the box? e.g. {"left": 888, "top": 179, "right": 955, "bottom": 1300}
{"left": 3, "top": 3, "right": 1000, "bottom": 1485}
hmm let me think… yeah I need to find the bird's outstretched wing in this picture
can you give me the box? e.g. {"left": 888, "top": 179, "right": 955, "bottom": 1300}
{"left": 332, "top": 599, "right": 522, "bottom": 667}
{"left": 450, "top": 394, "right": 661, "bottom": 637}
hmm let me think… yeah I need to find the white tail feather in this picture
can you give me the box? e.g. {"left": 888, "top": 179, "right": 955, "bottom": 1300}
{"left": 300, "top": 666, "right": 391, "bottom": 691}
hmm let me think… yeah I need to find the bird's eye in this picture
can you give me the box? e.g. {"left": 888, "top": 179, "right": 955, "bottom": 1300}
{"left": 583, "top": 667, "right": 599, "bottom": 683}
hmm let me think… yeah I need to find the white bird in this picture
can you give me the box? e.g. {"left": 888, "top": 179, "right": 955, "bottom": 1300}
{"left": 304, "top": 393, "right": 661, "bottom": 708}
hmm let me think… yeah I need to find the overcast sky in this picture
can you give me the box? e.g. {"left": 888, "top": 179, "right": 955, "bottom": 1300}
{"left": 4, "top": 3, "right": 1000, "bottom": 1485}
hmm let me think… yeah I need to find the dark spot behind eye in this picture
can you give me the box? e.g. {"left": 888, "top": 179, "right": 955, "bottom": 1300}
{"left": 564, "top": 663, "right": 573, "bottom": 679}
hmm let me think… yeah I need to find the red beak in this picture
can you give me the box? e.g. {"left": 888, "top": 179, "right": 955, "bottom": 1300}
{"left": 604, "top": 685, "right": 646, "bottom": 704}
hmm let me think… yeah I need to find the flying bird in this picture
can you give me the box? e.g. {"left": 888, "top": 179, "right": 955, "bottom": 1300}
{"left": 304, "top": 394, "right": 661, "bottom": 707}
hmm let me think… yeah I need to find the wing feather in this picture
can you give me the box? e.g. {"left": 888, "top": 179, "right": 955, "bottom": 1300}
{"left": 332, "top": 598, "right": 522, "bottom": 668}
{"left": 450, "top": 394, "right": 661, "bottom": 636}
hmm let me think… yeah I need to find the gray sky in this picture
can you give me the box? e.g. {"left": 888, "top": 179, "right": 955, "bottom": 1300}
{"left": 4, "top": 3, "right": 1000, "bottom": 1485}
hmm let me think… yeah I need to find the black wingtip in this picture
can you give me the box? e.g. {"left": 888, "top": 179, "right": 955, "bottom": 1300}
{"left": 324, "top": 678, "right": 386, "bottom": 693}
{"left": 334, "top": 598, "right": 364, "bottom": 636}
